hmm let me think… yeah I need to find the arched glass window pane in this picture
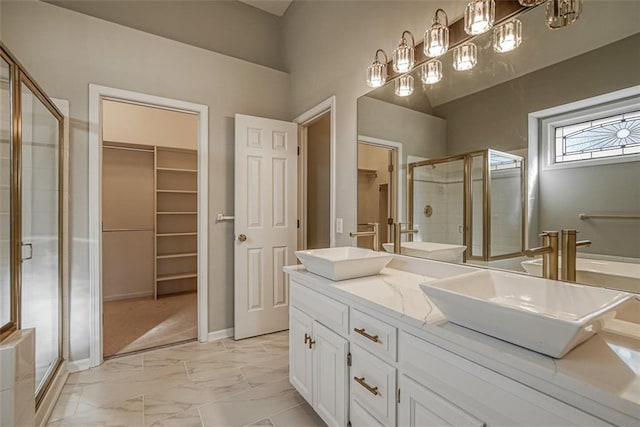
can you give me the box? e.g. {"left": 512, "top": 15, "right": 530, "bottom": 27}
{"left": 554, "top": 110, "right": 640, "bottom": 163}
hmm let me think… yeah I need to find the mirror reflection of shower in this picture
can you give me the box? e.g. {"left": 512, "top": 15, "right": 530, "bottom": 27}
{"left": 408, "top": 149, "right": 526, "bottom": 264}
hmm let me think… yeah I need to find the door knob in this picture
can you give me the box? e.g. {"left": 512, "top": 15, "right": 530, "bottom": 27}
{"left": 238, "top": 234, "right": 247, "bottom": 242}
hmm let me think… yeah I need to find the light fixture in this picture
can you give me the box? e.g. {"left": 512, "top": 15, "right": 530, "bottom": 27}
{"left": 517, "top": 0, "right": 546, "bottom": 5}
{"left": 393, "top": 31, "right": 415, "bottom": 73}
{"left": 395, "top": 75, "right": 414, "bottom": 97}
{"left": 546, "top": 0, "right": 582, "bottom": 29}
{"left": 453, "top": 43, "right": 478, "bottom": 71}
{"left": 424, "top": 9, "right": 449, "bottom": 58}
{"left": 421, "top": 60, "right": 443, "bottom": 84}
{"left": 493, "top": 19, "right": 522, "bottom": 53}
{"left": 366, "top": 49, "right": 388, "bottom": 88}
{"left": 464, "top": 0, "right": 495, "bottom": 35}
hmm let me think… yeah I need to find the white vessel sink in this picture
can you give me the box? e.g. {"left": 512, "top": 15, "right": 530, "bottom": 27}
{"left": 295, "top": 247, "right": 393, "bottom": 281}
{"left": 382, "top": 241, "right": 466, "bottom": 263}
{"left": 420, "top": 269, "right": 632, "bottom": 358}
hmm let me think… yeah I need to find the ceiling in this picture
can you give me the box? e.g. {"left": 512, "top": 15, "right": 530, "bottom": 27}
{"left": 238, "top": 0, "right": 293, "bottom": 16}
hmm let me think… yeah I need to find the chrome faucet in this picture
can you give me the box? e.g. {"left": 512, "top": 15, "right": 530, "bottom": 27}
{"left": 525, "top": 231, "right": 559, "bottom": 280}
{"left": 393, "top": 223, "right": 418, "bottom": 254}
{"left": 350, "top": 223, "right": 380, "bottom": 251}
{"left": 561, "top": 230, "right": 591, "bottom": 282}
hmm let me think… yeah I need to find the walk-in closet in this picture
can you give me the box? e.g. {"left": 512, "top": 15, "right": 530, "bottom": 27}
{"left": 101, "top": 99, "right": 198, "bottom": 357}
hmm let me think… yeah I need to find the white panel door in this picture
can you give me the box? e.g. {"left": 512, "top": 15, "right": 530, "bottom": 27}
{"left": 313, "top": 321, "right": 349, "bottom": 427}
{"left": 234, "top": 114, "right": 297, "bottom": 339}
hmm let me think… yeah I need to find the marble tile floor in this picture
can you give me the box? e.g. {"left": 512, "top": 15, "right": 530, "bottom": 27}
{"left": 47, "top": 331, "right": 326, "bottom": 427}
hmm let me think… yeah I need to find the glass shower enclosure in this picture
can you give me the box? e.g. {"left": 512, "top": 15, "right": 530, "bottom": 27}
{"left": 408, "top": 149, "right": 525, "bottom": 262}
{"left": 0, "top": 43, "right": 64, "bottom": 405}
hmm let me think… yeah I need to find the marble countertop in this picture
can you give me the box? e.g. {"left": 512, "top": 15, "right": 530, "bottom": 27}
{"left": 285, "top": 261, "right": 640, "bottom": 423}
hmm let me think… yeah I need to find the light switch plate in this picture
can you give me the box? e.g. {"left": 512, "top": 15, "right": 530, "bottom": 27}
{"left": 336, "top": 218, "right": 343, "bottom": 233}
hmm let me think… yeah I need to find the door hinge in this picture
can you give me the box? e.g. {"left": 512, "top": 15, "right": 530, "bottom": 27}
{"left": 388, "top": 164, "right": 394, "bottom": 173}
{"left": 297, "top": 219, "right": 300, "bottom": 229}
{"left": 347, "top": 352, "right": 352, "bottom": 367}
{"left": 387, "top": 217, "right": 394, "bottom": 226}
{"left": 397, "top": 388, "right": 401, "bottom": 403}
{"left": 297, "top": 146, "right": 300, "bottom": 156}
{"left": 347, "top": 422, "right": 352, "bottom": 427}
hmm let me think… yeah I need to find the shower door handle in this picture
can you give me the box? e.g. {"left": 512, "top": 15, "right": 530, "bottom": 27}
{"left": 458, "top": 225, "right": 464, "bottom": 234}
{"left": 21, "top": 242, "right": 33, "bottom": 261}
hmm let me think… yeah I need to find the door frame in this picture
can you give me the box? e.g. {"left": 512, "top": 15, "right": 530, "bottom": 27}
{"left": 357, "top": 135, "right": 403, "bottom": 223}
{"left": 88, "top": 84, "right": 209, "bottom": 367}
{"left": 294, "top": 96, "right": 336, "bottom": 248}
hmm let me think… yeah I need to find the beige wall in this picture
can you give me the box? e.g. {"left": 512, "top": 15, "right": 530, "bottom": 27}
{"left": 282, "top": 1, "right": 467, "bottom": 245}
{"left": 44, "top": 0, "right": 285, "bottom": 71}
{"left": 306, "top": 113, "right": 331, "bottom": 249}
{"left": 102, "top": 100, "right": 198, "bottom": 150}
{"left": 1, "top": 0, "right": 290, "bottom": 361}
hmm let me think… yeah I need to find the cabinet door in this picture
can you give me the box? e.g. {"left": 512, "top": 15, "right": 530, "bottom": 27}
{"left": 290, "top": 307, "right": 314, "bottom": 404}
{"left": 398, "top": 375, "right": 485, "bottom": 427}
{"left": 313, "top": 321, "right": 349, "bottom": 427}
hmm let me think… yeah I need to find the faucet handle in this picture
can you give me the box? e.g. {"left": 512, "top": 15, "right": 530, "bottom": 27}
{"left": 576, "top": 239, "right": 591, "bottom": 248}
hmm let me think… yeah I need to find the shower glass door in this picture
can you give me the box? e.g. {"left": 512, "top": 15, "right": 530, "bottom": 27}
{"left": 19, "top": 77, "right": 62, "bottom": 400}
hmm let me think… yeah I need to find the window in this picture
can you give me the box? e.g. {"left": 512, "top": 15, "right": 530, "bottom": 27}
{"left": 554, "top": 110, "right": 640, "bottom": 163}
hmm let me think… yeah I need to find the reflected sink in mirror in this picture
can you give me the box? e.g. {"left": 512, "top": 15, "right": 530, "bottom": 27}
{"left": 382, "top": 241, "right": 466, "bottom": 263}
{"left": 521, "top": 258, "right": 640, "bottom": 293}
{"left": 295, "top": 247, "right": 393, "bottom": 281}
{"left": 420, "top": 270, "right": 633, "bottom": 358}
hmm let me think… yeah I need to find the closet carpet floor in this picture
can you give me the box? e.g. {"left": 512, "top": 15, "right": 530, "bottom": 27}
{"left": 47, "top": 331, "right": 326, "bottom": 427}
{"left": 103, "top": 292, "right": 198, "bottom": 357}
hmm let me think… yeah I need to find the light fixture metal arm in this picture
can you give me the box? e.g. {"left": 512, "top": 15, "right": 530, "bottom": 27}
{"left": 401, "top": 30, "right": 416, "bottom": 47}
{"left": 434, "top": 8, "right": 449, "bottom": 26}
{"left": 374, "top": 49, "right": 388, "bottom": 65}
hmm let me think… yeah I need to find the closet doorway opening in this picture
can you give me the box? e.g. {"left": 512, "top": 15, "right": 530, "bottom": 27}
{"left": 298, "top": 111, "right": 331, "bottom": 250}
{"left": 101, "top": 100, "right": 198, "bottom": 358}
{"left": 89, "top": 85, "right": 208, "bottom": 365}
{"left": 357, "top": 141, "right": 398, "bottom": 251}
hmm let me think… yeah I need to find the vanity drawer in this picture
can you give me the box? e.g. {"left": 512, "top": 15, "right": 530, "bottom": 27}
{"left": 351, "top": 344, "right": 396, "bottom": 427}
{"left": 350, "top": 308, "right": 397, "bottom": 363}
{"left": 398, "top": 332, "right": 612, "bottom": 426}
{"left": 290, "top": 280, "right": 349, "bottom": 336}
{"left": 350, "top": 398, "right": 385, "bottom": 427}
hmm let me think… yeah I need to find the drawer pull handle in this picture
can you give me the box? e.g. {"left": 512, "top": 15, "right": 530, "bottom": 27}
{"left": 308, "top": 338, "right": 316, "bottom": 349}
{"left": 304, "top": 333, "right": 310, "bottom": 345}
{"left": 354, "top": 376, "right": 379, "bottom": 396}
{"left": 354, "top": 327, "right": 379, "bottom": 343}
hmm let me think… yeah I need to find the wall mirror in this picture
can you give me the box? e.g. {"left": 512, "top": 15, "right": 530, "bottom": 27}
{"left": 356, "top": 1, "right": 639, "bottom": 293}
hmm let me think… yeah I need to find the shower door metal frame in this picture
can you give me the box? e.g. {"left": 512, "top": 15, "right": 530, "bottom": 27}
{"left": 1, "top": 42, "right": 65, "bottom": 407}
{"left": 408, "top": 149, "right": 526, "bottom": 262}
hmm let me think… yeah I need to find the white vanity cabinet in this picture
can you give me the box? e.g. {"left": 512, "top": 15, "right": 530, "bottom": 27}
{"left": 287, "top": 272, "right": 630, "bottom": 427}
{"left": 290, "top": 286, "right": 350, "bottom": 427}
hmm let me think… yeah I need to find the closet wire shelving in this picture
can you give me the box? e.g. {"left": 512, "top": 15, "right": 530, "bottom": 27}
{"left": 154, "top": 146, "right": 198, "bottom": 298}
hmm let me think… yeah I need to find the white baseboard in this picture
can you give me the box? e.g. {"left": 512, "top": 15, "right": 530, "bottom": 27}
{"left": 36, "top": 361, "right": 69, "bottom": 427}
{"left": 103, "top": 290, "right": 154, "bottom": 302}
{"left": 66, "top": 358, "right": 92, "bottom": 373}
{"left": 208, "top": 327, "right": 234, "bottom": 342}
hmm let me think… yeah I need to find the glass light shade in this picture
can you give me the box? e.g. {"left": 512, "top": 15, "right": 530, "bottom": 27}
{"left": 395, "top": 75, "right": 414, "bottom": 97}
{"left": 464, "top": 0, "right": 495, "bottom": 35}
{"left": 367, "top": 61, "right": 387, "bottom": 88}
{"left": 421, "top": 61, "right": 443, "bottom": 84}
{"left": 493, "top": 19, "right": 522, "bottom": 53}
{"left": 393, "top": 31, "right": 415, "bottom": 73}
{"left": 424, "top": 9, "right": 449, "bottom": 58}
{"left": 546, "top": 0, "right": 582, "bottom": 29}
{"left": 453, "top": 43, "right": 478, "bottom": 71}
{"left": 517, "top": 0, "right": 546, "bottom": 5}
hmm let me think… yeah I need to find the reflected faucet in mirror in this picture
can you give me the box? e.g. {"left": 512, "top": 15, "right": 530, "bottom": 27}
{"left": 350, "top": 223, "right": 380, "bottom": 251}
{"left": 525, "top": 231, "right": 559, "bottom": 280}
{"left": 561, "top": 230, "right": 591, "bottom": 282}
{"left": 393, "top": 223, "right": 418, "bottom": 254}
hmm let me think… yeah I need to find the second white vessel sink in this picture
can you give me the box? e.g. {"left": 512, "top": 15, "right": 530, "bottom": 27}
{"left": 420, "top": 269, "right": 632, "bottom": 358}
{"left": 295, "top": 247, "right": 393, "bottom": 281}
